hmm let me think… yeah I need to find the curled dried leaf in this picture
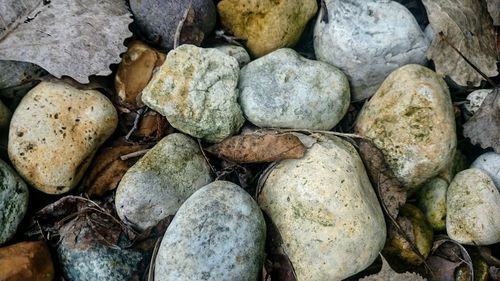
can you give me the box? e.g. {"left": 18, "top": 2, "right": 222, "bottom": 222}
{"left": 206, "top": 133, "right": 306, "bottom": 163}
{"left": 83, "top": 143, "right": 150, "bottom": 197}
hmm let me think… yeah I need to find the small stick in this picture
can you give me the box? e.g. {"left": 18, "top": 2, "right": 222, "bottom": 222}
{"left": 120, "top": 149, "right": 150, "bottom": 161}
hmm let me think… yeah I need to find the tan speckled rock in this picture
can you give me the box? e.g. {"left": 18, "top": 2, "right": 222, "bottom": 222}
{"left": 258, "top": 135, "right": 386, "bottom": 281}
{"left": 446, "top": 168, "right": 500, "bottom": 245}
{"left": 217, "top": 0, "right": 317, "bottom": 57}
{"left": 8, "top": 82, "right": 118, "bottom": 194}
{"left": 355, "top": 65, "right": 456, "bottom": 193}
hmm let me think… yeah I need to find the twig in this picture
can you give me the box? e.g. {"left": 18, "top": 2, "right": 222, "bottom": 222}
{"left": 125, "top": 107, "right": 147, "bottom": 141}
{"left": 120, "top": 149, "right": 150, "bottom": 161}
{"left": 198, "top": 138, "right": 216, "bottom": 174}
{"left": 264, "top": 128, "right": 368, "bottom": 140}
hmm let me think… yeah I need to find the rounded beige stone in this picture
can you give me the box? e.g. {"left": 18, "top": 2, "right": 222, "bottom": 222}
{"left": 217, "top": 0, "right": 317, "bottom": 57}
{"left": 8, "top": 81, "right": 118, "bottom": 194}
{"left": 446, "top": 168, "right": 500, "bottom": 245}
{"left": 258, "top": 135, "right": 386, "bottom": 281}
{"left": 355, "top": 64, "right": 456, "bottom": 193}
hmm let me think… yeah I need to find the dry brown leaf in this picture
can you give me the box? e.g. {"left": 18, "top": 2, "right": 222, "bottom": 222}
{"left": 463, "top": 88, "right": 500, "bottom": 153}
{"left": 206, "top": 133, "right": 306, "bottom": 163}
{"left": 422, "top": 0, "right": 498, "bottom": 87}
{"left": 355, "top": 138, "right": 406, "bottom": 219}
{"left": 0, "top": 240, "right": 54, "bottom": 281}
{"left": 486, "top": 0, "right": 500, "bottom": 25}
{"left": 115, "top": 41, "right": 166, "bottom": 110}
{"left": 84, "top": 143, "right": 150, "bottom": 197}
{"left": 173, "top": 5, "right": 205, "bottom": 48}
{"left": 425, "top": 235, "right": 474, "bottom": 281}
{"left": 359, "top": 255, "right": 426, "bottom": 281}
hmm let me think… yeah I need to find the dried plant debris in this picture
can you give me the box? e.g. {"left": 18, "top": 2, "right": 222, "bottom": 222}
{"left": 359, "top": 255, "right": 426, "bottom": 281}
{"left": 83, "top": 143, "right": 150, "bottom": 197}
{"left": 355, "top": 138, "right": 407, "bottom": 219}
{"left": 486, "top": 0, "right": 500, "bottom": 25}
{"left": 463, "top": 88, "right": 500, "bottom": 153}
{"left": 206, "top": 133, "right": 306, "bottom": 163}
{"left": 0, "top": 0, "right": 133, "bottom": 83}
{"left": 425, "top": 235, "right": 474, "bottom": 281}
{"left": 422, "top": 0, "right": 498, "bottom": 87}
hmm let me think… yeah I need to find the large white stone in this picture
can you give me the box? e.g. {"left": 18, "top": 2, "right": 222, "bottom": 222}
{"left": 471, "top": 152, "right": 500, "bottom": 189}
{"left": 258, "top": 135, "right": 386, "bottom": 280}
{"left": 314, "top": 0, "right": 429, "bottom": 100}
{"left": 239, "top": 48, "right": 350, "bottom": 130}
{"left": 446, "top": 168, "right": 500, "bottom": 245}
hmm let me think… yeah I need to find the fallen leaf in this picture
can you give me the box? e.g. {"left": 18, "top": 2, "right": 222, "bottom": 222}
{"left": 490, "top": 267, "right": 500, "bottom": 280}
{"left": 426, "top": 256, "right": 460, "bottom": 281}
{"left": 425, "top": 235, "right": 474, "bottom": 281}
{"left": 174, "top": 5, "right": 205, "bottom": 48}
{"left": 0, "top": 0, "right": 133, "bottom": 83}
{"left": 359, "top": 255, "right": 426, "bottom": 281}
{"left": 355, "top": 138, "right": 407, "bottom": 219}
{"left": 119, "top": 109, "right": 172, "bottom": 141}
{"left": 486, "top": 0, "right": 500, "bottom": 25}
{"left": 83, "top": 143, "right": 150, "bottom": 197}
{"left": 422, "top": 0, "right": 498, "bottom": 87}
{"left": 0, "top": 241, "right": 54, "bottom": 281}
{"left": 463, "top": 88, "right": 500, "bottom": 153}
{"left": 115, "top": 41, "right": 166, "bottom": 110}
{"left": 206, "top": 133, "right": 306, "bottom": 163}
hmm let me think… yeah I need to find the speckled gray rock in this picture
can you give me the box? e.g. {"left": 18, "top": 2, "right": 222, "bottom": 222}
{"left": 0, "top": 60, "right": 46, "bottom": 89}
{"left": 213, "top": 44, "right": 251, "bottom": 68}
{"left": 155, "top": 181, "right": 266, "bottom": 281}
{"left": 0, "top": 100, "right": 11, "bottom": 129}
{"left": 471, "top": 152, "right": 500, "bottom": 189}
{"left": 356, "top": 65, "right": 456, "bottom": 193}
{"left": 465, "top": 89, "right": 492, "bottom": 115}
{"left": 8, "top": 82, "right": 118, "bottom": 194}
{"left": 314, "top": 0, "right": 429, "bottom": 100}
{"left": 141, "top": 45, "right": 245, "bottom": 143}
{"left": 130, "top": 0, "right": 216, "bottom": 50}
{"left": 239, "top": 48, "right": 350, "bottom": 130}
{"left": 417, "top": 177, "right": 448, "bottom": 231}
{"left": 446, "top": 168, "right": 500, "bottom": 245}
{"left": 57, "top": 220, "right": 144, "bottom": 281}
{"left": 115, "top": 133, "right": 213, "bottom": 230}
{"left": 0, "top": 159, "right": 28, "bottom": 245}
{"left": 258, "top": 135, "right": 386, "bottom": 281}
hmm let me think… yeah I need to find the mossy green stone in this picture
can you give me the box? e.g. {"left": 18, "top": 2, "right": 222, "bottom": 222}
{"left": 0, "top": 158, "right": 28, "bottom": 245}
{"left": 417, "top": 177, "right": 448, "bottom": 231}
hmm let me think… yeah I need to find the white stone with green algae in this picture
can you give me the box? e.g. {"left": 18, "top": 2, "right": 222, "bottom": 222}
{"left": 141, "top": 44, "right": 245, "bottom": 143}
{"left": 314, "top": 0, "right": 429, "bottom": 101}
{"left": 0, "top": 159, "right": 28, "bottom": 245}
{"left": 446, "top": 168, "right": 500, "bottom": 245}
{"left": 258, "top": 135, "right": 386, "bottom": 281}
{"left": 155, "top": 181, "right": 266, "bottom": 281}
{"left": 416, "top": 177, "right": 448, "bottom": 231}
{"left": 239, "top": 48, "right": 350, "bottom": 130}
{"left": 8, "top": 81, "right": 118, "bottom": 194}
{"left": 355, "top": 64, "right": 456, "bottom": 194}
{"left": 115, "top": 133, "right": 213, "bottom": 231}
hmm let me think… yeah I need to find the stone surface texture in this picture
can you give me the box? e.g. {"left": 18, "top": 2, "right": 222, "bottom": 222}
{"left": 217, "top": 0, "right": 317, "bottom": 57}
{"left": 471, "top": 152, "right": 500, "bottom": 188}
{"left": 239, "top": 48, "right": 350, "bottom": 130}
{"left": 141, "top": 45, "right": 245, "bottom": 143}
{"left": 258, "top": 135, "right": 386, "bottom": 281}
{"left": 115, "top": 133, "right": 213, "bottom": 230}
{"left": 446, "top": 168, "right": 500, "bottom": 245}
{"left": 314, "top": 0, "right": 429, "bottom": 100}
{"left": 8, "top": 82, "right": 118, "bottom": 194}
{"left": 356, "top": 64, "right": 456, "bottom": 193}
{"left": 155, "top": 181, "right": 266, "bottom": 281}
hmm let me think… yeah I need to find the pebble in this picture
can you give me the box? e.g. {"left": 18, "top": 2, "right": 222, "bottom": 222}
{"left": 471, "top": 152, "right": 500, "bottom": 189}
{"left": 258, "top": 135, "right": 386, "bottom": 280}
{"left": 0, "top": 240, "right": 54, "bottom": 281}
{"left": 416, "top": 177, "right": 448, "bottom": 231}
{"left": 8, "top": 81, "right": 118, "bottom": 194}
{"left": 141, "top": 45, "right": 245, "bottom": 143}
{"left": 129, "top": 0, "right": 216, "bottom": 50}
{"left": 446, "top": 168, "right": 500, "bottom": 245}
{"left": 355, "top": 64, "right": 456, "bottom": 193}
{"left": 213, "top": 44, "right": 251, "bottom": 68}
{"left": 155, "top": 181, "right": 266, "bottom": 281}
{"left": 0, "top": 159, "right": 28, "bottom": 245}
{"left": 239, "top": 48, "right": 350, "bottom": 130}
{"left": 57, "top": 220, "right": 145, "bottom": 281}
{"left": 464, "top": 89, "right": 492, "bottom": 115}
{"left": 115, "top": 133, "right": 213, "bottom": 230}
{"left": 314, "top": 0, "right": 429, "bottom": 100}
{"left": 217, "top": 0, "right": 317, "bottom": 57}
